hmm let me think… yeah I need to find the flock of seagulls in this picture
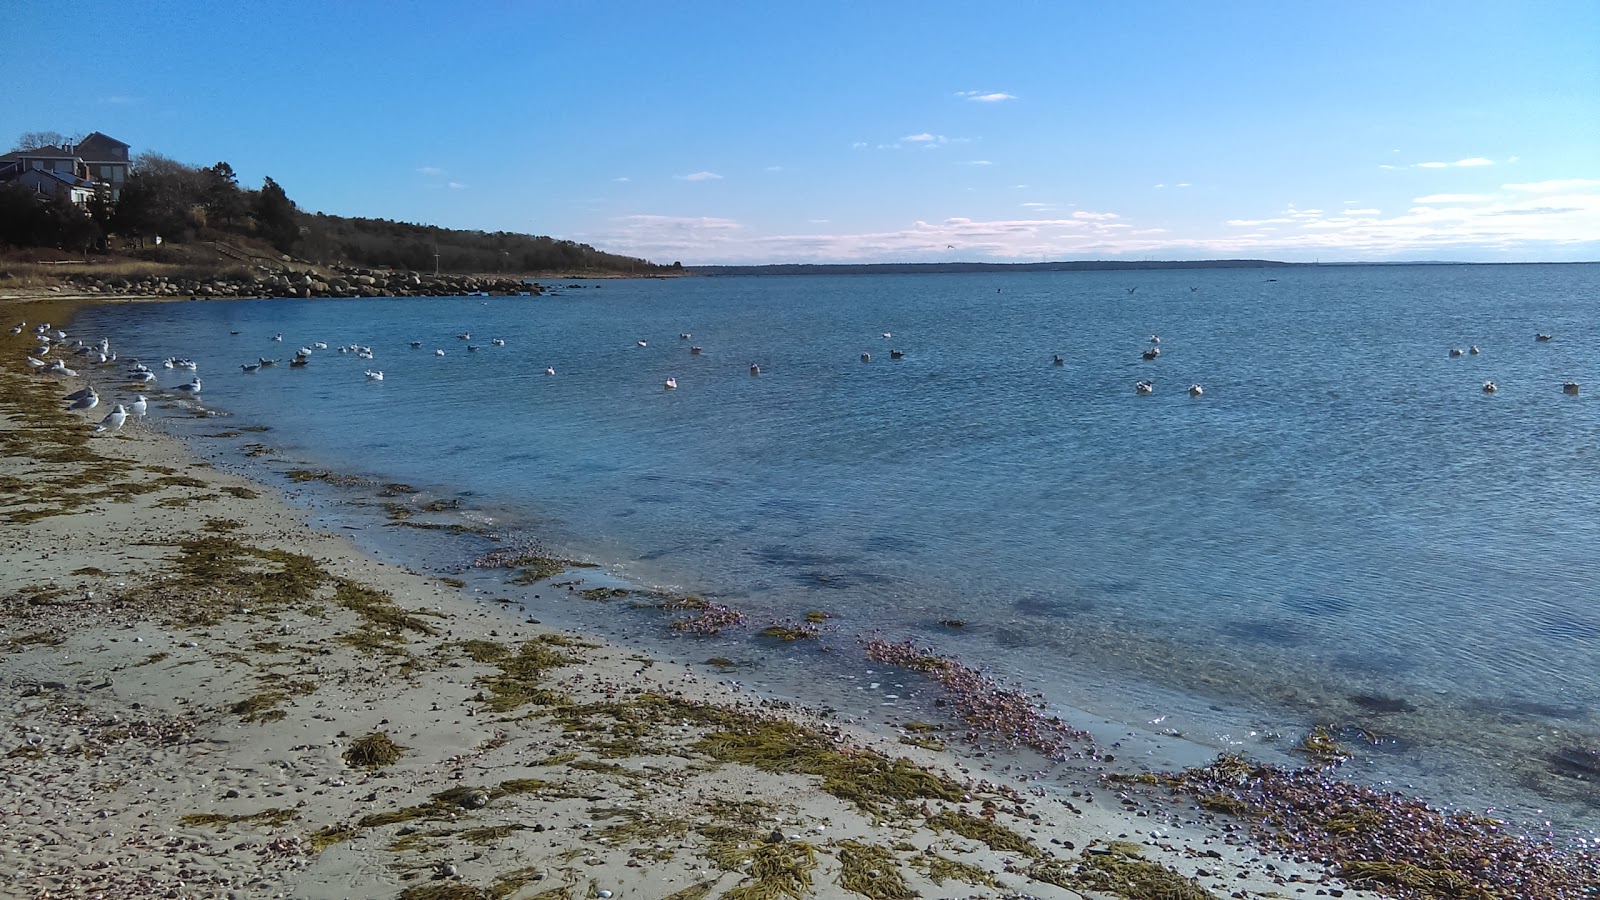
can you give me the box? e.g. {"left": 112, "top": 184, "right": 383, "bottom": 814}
{"left": 12, "top": 320, "right": 150, "bottom": 435}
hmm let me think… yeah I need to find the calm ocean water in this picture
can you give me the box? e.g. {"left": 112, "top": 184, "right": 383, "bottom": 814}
{"left": 75, "top": 264, "right": 1600, "bottom": 831}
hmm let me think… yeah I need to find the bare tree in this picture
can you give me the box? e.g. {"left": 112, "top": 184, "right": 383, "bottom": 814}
{"left": 16, "top": 131, "right": 70, "bottom": 151}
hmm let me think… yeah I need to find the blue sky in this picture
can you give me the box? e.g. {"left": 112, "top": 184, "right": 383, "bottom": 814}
{"left": 4, "top": 1, "right": 1596, "bottom": 264}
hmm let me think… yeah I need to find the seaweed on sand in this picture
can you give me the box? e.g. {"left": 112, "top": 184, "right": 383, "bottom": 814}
{"left": 835, "top": 840, "right": 915, "bottom": 899}
{"left": 343, "top": 731, "right": 404, "bottom": 769}
{"left": 1028, "top": 841, "right": 1216, "bottom": 899}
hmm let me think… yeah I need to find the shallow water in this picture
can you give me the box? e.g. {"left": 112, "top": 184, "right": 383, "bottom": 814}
{"left": 75, "top": 263, "right": 1600, "bottom": 831}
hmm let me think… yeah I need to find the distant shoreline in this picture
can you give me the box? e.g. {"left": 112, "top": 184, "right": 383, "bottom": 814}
{"left": 688, "top": 258, "right": 1597, "bottom": 276}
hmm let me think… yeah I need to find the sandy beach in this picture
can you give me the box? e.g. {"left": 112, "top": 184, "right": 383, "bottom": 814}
{"left": 0, "top": 296, "right": 1414, "bottom": 899}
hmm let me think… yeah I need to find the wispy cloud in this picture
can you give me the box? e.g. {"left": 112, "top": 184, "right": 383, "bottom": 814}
{"left": 1504, "top": 179, "right": 1600, "bottom": 193}
{"left": 1342, "top": 208, "right": 1381, "bottom": 216}
{"left": 964, "top": 160, "right": 992, "bottom": 166}
{"left": 1416, "top": 157, "right": 1495, "bottom": 168}
{"left": 954, "top": 90, "right": 1017, "bottom": 103}
{"left": 1414, "top": 194, "right": 1490, "bottom": 204}
{"left": 765, "top": 165, "right": 784, "bottom": 172}
{"left": 417, "top": 166, "right": 443, "bottom": 175}
{"left": 99, "top": 95, "right": 138, "bottom": 105}
{"left": 447, "top": 182, "right": 466, "bottom": 190}
{"left": 1072, "top": 211, "right": 1119, "bottom": 220}
{"left": 1021, "top": 202, "right": 1053, "bottom": 208}
{"left": 902, "top": 133, "right": 943, "bottom": 143}
{"left": 851, "top": 141, "right": 869, "bottom": 150}
{"left": 676, "top": 171, "right": 724, "bottom": 181}
{"left": 612, "top": 176, "right": 631, "bottom": 183}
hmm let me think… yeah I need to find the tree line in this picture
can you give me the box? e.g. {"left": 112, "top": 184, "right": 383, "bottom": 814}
{"left": 1, "top": 138, "right": 666, "bottom": 276}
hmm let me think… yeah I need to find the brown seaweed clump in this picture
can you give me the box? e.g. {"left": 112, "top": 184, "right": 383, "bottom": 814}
{"left": 1162, "top": 754, "right": 1600, "bottom": 899}
{"left": 344, "top": 731, "right": 404, "bottom": 769}
{"left": 864, "top": 639, "right": 1091, "bottom": 760}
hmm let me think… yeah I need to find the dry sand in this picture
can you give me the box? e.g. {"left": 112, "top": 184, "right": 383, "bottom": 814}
{"left": 0, "top": 299, "right": 1378, "bottom": 899}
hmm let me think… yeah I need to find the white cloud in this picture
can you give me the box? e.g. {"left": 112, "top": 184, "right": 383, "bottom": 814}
{"left": 1072, "top": 211, "right": 1119, "bottom": 220}
{"left": 1021, "top": 202, "right": 1052, "bottom": 208}
{"left": 417, "top": 166, "right": 443, "bottom": 175}
{"left": 1176, "top": 183, "right": 1192, "bottom": 188}
{"left": 1416, "top": 157, "right": 1495, "bottom": 168}
{"left": 1504, "top": 179, "right": 1600, "bottom": 193}
{"left": 851, "top": 141, "right": 868, "bottom": 150}
{"left": 676, "top": 171, "right": 724, "bottom": 181}
{"left": 1342, "top": 208, "right": 1381, "bottom": 216}
{"left": 447, "top": 182, "right": 466, "bottom": 190}
{"left": 1226, "top": 218, "right": 1293, "bottom": 227}
{"left": 1154, "top": 184, "right": 1166, "bottom": 189}
{"left": 964, "top": 159, "right": 992, "bottom": 166}
{"left": 612, "top": 176, "right": 631, "bottom": 183}
{"left": 807, "top": 219, "right": 830, "bottom": 224}
{"left": 1414, "top": 194, "right": 1491, "bottom": 204}
{"left": 966, "top": 92, "right": 1017, "bottom": 102}
{"left": 903, "top": 133, "right": 946, "bottom": 144}
{"left": 765, "top": 165, "right": 784, "bottom": 172}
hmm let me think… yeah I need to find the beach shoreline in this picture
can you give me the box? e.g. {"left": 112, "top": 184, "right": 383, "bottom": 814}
{"left": 2, "top": 297, "right": 1379, "bottom": 899}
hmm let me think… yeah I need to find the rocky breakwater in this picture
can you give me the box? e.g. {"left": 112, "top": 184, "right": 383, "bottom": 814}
{"left": 49, "top": 265, "right": 545, "bottom": 300}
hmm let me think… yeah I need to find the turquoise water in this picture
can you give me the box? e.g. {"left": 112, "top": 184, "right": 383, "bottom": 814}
{"left": 75, "top": 264, "right": 1600, "bottom": 830}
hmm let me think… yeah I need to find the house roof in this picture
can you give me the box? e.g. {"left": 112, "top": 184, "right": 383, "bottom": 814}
{"left": 0, "top": 144, "right": 75, "bottom": 161}
{"left": 75, "top": 132, "right": 130, "bottom": 159}
{"left": 19, "top": 169, "right": 99, "bottom": 190}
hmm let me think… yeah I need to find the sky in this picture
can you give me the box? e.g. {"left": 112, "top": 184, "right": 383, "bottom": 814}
{"left": 3, "top": 1, "right": 1597, "bottom": 265}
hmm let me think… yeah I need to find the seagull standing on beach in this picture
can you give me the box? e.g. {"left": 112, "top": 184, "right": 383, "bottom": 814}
{"left": 130, "top": 395, "right": 148, "bottom": 417}
{"left": 175, "top": 378, "right": 202, "bottom": 394}
{"left": 94, "top": 404, "right": 127, "bottom": 434}
{"left": 65, "top": 387, "right": 99, "bottom": 411}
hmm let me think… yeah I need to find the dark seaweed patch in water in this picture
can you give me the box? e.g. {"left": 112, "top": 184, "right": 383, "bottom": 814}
{"left": 1548, "top": 746, "right": 1600, "bottom": 781}
{"left": 1088, "top": 579, "right": 1140, "bottom": 595}
{"left": 1466, "top": 697, "right": 1592, "bottom": 722}
{"left": 991, "top": 627, "right": 1037, "bottom": 650}
{"left": 1012, "top": 592, "right": 1092, "bottom": 616}
{"left": 1330, "top": 650, "right": 1417, "bottom": 676}
{"left": 1281, "top": 593, "right": 1353, "bottom": 617}
{"left": 1348, "top": 693, "right": 1417, "bottom": 714}
{"left": 1220, "top": 618, "right": 1306, "bottom": 647}
{"left": 1532, "top": 613, "right": 1600, "bottom": 642}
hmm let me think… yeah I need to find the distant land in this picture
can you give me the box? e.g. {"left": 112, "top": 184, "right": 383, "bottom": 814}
{"left": 686, "top": 259, "right": 1593, "bottom": 276}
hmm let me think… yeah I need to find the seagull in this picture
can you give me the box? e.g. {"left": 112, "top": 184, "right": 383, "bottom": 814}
{"left": 435, "top": 348, "right": 445, "bottom": 357}
{"left": 750, "top": 363, "right": 761, "bottom": 376}
{"left": 1149, "top": 335, "right": 1161, "bottom": 345}
{"left": 241, "top": 363, "right": 261, "bottom": 373}
{"left": 1142, "top": 347, "right": 1161, "bottom": 360}
{"left": 690, "top": 346, "right": 702, "bottom": 355}
{"left": 1136, "top": 380, "right": 1154, "bottom": 395}
{"left": 544, "top": 366, "right": 555, "bottom": 376}
{"left": 64, "top": 386, "right": 95, "bottom": 402}
{"left": 271, "top": 333, "right": 283, "bottom": 342}
{"left": 66, "top": 390, "right": 99, "bottom": 411}
{"left": 47, "top": 361, "right": 78, "bottom": 376}
{"left": 1128, "top": 287, "right": 1138, "bottom": 294}
{"left": 457, "top": 332, "right": 472, "bottom": 340}
{"left": 637, "top": 340, "right": 648, "bottom": 347}
{"left": 94, "top": 404, "right": 127, "bottom": 434}
{"left": 1052, "top": 354, "right": 1065, "bottom": 366}
{"left": 889, "top": 350, "right": 905, "bottom": 360}
{"left": 229, "top": 330, "right": 240, "bottom": 335}
{"left": 679, "top": 333, "right": 692, "bottom": 340}
{"left": 1536, "top": 333, "right": 1553, "bottom": 342}
{"left": 364, "top": 369, "right": 384, "bottom": 381}
{"left": 882, "top": 332, "right": 892, "bottom": 339}
{"left": 130, "top": 395, "right": 147, "bottom": 417}
{"left": 1482, "top": 381, "right": 1497, "bottom": 394}
{"left": 491, "top": 338, "right": 505, "bottom": 346}
{"left": 1449, "top": 348, "right": 1463, "bottom": 358}
{"left": 24, "top": 356, "right": 46, "bottom": 369}
{"left": 1189, "top": 384, "right": 1204, "bottom": 397}
{"left": 258, "top": 357, "right": 278, "bottom": 367}
{"left": 290, "top": 355, "right": 308, "bottom": 367}
{"left": 1563, "top": 381, "right": 1580, "bottom": 395}
{"left": 1469, "top": 345, "right": 1481, "bottom": 355}
{"left": 313, "top": 341, "right": 328, "bottom": 350}
{"left": 410, "top": 340, "right": 423, "bottom": 348}
{"left": 163, "top": 357, "right": 175, "bottom": 369}
{"left": 664, "top": 376, "right": 677, "bottom": 390}
{"left": 175, "top": 378, "right": 202, "bottom": 394}
{"left": 860, "top": 353, "right": 871, "bottom": 363}
{"left": 297, "top": 347, "right": 313, "bottom": 357}
{"left": 467, "top": 345, "right": 479, "bottom": 352}
{"left": 130, "top": 370, "right": 156, "bottom": 383}
{"left": 177, "top": 359, "right": 197, "bottom": 371}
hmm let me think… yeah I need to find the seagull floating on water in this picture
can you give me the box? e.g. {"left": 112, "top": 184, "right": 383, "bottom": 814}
{"left": 491, "top": 338, "right": 505, "bottom": 346}
{"left": 1052, "top": 354, "right": 1065, "bottom": 366}
{"left": 271, "top": 333, "right": 283, "bottom": 342}
{"left": 94, "top": 404, "right": 127, "bottom": 434}
{"left": 679, "top": 333, "right": 692, "bottom": 340}
{"left": 410, "top": 340, "right": 423, "bottom": 348}
{"left": 1470, "top": 345, "right": 1480, "bottom": 355}
{"left": 435, "top": 348, "right": 445, "bottom": 357}
{"left": 1563, "top": 381, "right": 1580, "bottom": 395}
{"left": 637, "top": 340, "right": 648, "bottom": 348}
{"left": 860, "top": 353, "right": 871, "bottom": 363}
{"left": 1135, "top": 380, "right": 1154, "bottom": 395}
{"left": 313, "top": 341, "right": 328, "bottom": 350}
{"left": 290, "top": 355, "right": 308, "bottom": 368}
{"left": 1189, "top": 384, "right": 1204, "bottom": 397}
{"left": 664, "top": 376, "right": 677, "bottom": 390}
{"left": 1449, "top": 348, "right": 1463, "bottom": 358}
{"left": 889, "top": 350, "right": 905, "bottom": 360}
{"left": 1142, "top": 347, "right": 1160, "bottom": 360}
{"left": 750, "top": 363, "right": 761, "bottom": 376}
{"left": 690, "top": 346, "right": 702, "bottom": 355}
{"left": 241, "top": 363, "right": 261, "bottom": 373}
{"left": 1482, "top": 381, "right": 1497, "bottom": 394}
{"left": 1536, "top": 333, "right": 1553, "bottom": 342}
{"left": 365, "top": 369, "right": 384, "bottom": 381}
{"left": 175, "top": 378, "right": 202, "bottom": 394}
{"left": 258, "top": 357, "right": 278, "bottom": 367}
